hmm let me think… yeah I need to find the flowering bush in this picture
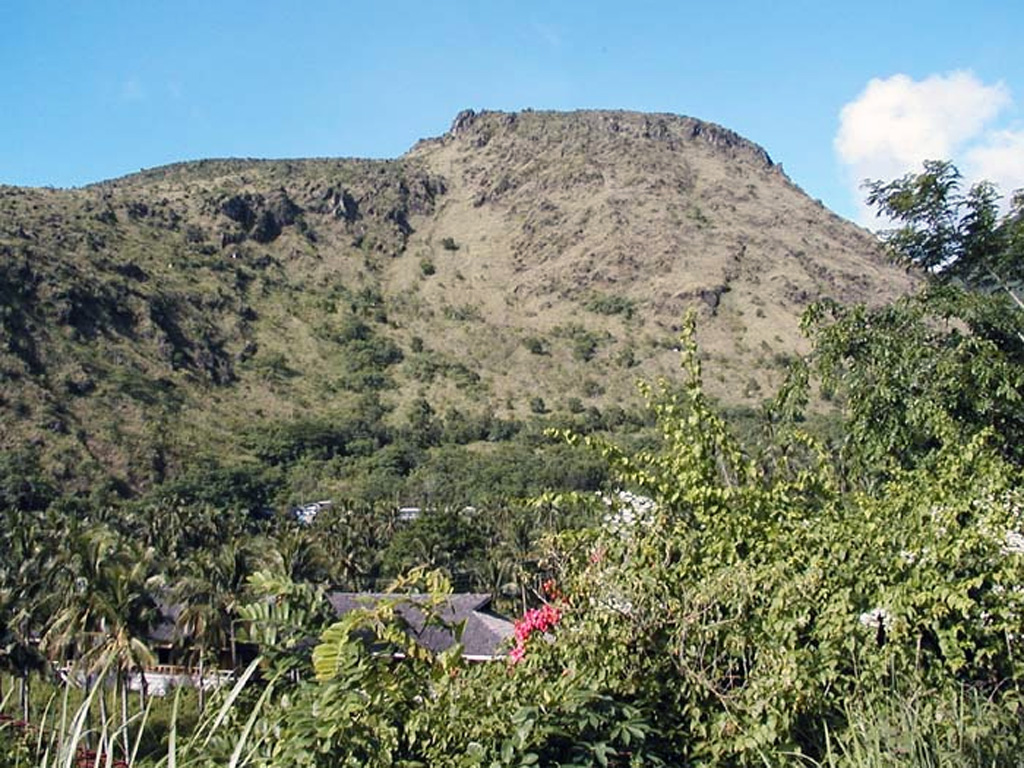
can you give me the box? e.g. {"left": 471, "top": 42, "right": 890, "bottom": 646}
{"left": 509, "top": 602, "right": 562, "bottom": 664}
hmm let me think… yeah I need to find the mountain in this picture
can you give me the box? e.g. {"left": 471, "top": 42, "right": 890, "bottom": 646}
{"left": 0, "top": 109, "right": 915, "bottom": 502}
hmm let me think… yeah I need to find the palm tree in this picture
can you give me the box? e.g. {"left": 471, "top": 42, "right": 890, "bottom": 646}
{"left": 173, "top": 537, "right": 270, "bottom": 690}
{"left": 0, "top": 572, "right": 47, "bottom": 722}
{"left": 270, "top": 526, "right": 331, "bottom": 584}
{"left": 171, "top": 575, "right": 222, "bottom": 714}
{"left": 0, "top": 506, "right": 58, "bottom": 722}
{"left": 172, "top": 542, "right": 258, "bottom": 713}
{"left": 489, "top": 503, "right": 545, "bottom": 613}
{"left": 316, "top": 509, "right": 369, "bottom": 590}
{"left": 43, "top": 523, "right": 162, "bottom": 760}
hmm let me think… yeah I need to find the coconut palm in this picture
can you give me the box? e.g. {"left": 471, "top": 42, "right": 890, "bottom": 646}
{"left": 43, "top": 523, "right": 162, "bottom": 759}
{"left": 173, "top": 536, "right": 272, "bottom": 692}
{"left": 0, "top": 506, "right": 58, "bottom": 721}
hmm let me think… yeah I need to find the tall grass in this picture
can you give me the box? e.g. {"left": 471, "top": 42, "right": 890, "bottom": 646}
{"left": 7, "top": 664, "right": 1022, "bottom": 767}
{"left": 0, "top": 660, "right": 269, "bottom": 768}
{"left": 774, "top": 683, "right": 1023, "bottom": 768}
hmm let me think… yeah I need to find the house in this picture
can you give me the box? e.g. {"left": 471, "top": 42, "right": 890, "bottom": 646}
{"left": 128, "top": 590, "right": 513, "bottom": 695}
{"left": 128, "top": 601, "right": 253, "bottom": 696}
{"left": 326, "top": 592, "right": 515, "bottom": 662}
{"left": 291, "top": 499, "right": 333, "bottom": 525}
{"left": 396, "top": 506, "right": 421, "bottom": 523}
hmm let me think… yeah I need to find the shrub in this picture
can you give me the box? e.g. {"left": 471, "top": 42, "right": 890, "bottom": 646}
{"left": 583, "top": 292, "right": 637, "bottom": 319}
{"left": 522, "top": 336, "right": 547, "bottom": 355}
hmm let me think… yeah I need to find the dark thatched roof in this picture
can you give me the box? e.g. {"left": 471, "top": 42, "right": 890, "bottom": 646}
{"left": 326, "top": 592, "right": 514, "bottom": 660}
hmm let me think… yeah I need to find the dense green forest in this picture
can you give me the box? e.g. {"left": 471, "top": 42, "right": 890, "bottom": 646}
{"left": 2, "top": 162, "right": 1024, "bottom": 766}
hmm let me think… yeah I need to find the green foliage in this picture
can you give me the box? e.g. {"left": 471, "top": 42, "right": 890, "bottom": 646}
{"left": 240, "top": 572, "right": 335, "bottom": 677}
{"left": 526, "top": 315, "right": 1024, "bottom": 763}
{"left": 804, "top": 287, "right": 1024, "bottom": 480}
{"left": 5, "top": 161, "right": 1024, "bottom": 768}
{"left": 866, "top": 159, "right": 1024, "bottom": 286}
{"left": 583, "top": 292, "right": 637, "bottom": 320}
{"left": 613, "top": 345, "right": 636, "bottom": 369}
{"left": 148, "top": 461, "right": 283, "bottom": 512}
{"left": 522, "top": 335, "right": 547, "bottom": 355}
{"left": 4, "top": 305, "right": 1023, "bottom": 766}
{"left": 442, "top": 303, "right": 483, "bottom": 322}
{"left": 381, "top": 510, "right": 489, "bottom": 581}
{"left": 815, "top": 682, "right": 1024, "bottom": 767}
{"left": 0, "top": 449, "right": 56, "bottom": 512}
{"left": 260, "top": 569, "right": 666, "bottom": 767}
{"left": 245, "top": 410, "right": 386, "bottom": 465}
{"left": 555, "top": 324, "right": 608, "bottom": 362}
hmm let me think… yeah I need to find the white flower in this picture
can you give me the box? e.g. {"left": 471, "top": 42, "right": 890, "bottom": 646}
{"left": 858, "top": 607, "right": 892, "bottom": 632}
{"left": 1002, "top": 531, "right": 1024, "bottom": 555}
{"left": 600, "top": 490, "right": 656, "bottom": 534}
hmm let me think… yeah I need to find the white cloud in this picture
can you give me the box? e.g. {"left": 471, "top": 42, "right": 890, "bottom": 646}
{"left": 964, "top": 129, "right": 1024, "bottom": 200}
{"left": 834, "top": 71, "right": 1020, "bottom": 224}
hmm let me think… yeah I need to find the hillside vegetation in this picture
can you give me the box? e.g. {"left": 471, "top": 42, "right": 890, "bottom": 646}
{"left": 0, "top": 110, "right": 914, "bottom": 507}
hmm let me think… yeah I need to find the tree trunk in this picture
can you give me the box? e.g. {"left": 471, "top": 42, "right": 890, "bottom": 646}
{"left": 197, "top": 652, "right": 206, "bottom": 714}
{"left": 139, "top": 668, "right": 148, "bottom": 717}
{"left": 98, "top": 675, "right": 109, "bottom": 754}
{"left": 84, "top": 673, "right": 95, "bottom": 750}
{"left": 19, "top": 670, "right": 29, "bottom": 723}
{"left": 120, "top": 674, "right": 131, "bottom": 762}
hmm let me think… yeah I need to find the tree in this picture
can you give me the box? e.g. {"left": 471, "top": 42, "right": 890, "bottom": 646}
{"left": 173, "top": 538, "right": 271, "bottom": 676}
{"left": 0, "top": 506, "right": 66, "bottom": 721}
{"left": 805, "top": 162, "right": 1024, "bottom": 483}
{"left": 804, "top": 289, "right": 1024, "bottom": 482}
{"left": 43, "top": 524, "right": 162, "bottom": 759}
{"left": 382, "top": 509, "right": 489, "bottom": 588}
{"left": 865, "top": 159, "right": 1024, "bottom": 289}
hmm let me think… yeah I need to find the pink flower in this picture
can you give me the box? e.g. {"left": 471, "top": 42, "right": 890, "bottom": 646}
{"left": 509, "top": 602, "right": 563, "bottom": 665}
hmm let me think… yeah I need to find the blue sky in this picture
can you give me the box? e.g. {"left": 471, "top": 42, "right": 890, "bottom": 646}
{"left": 2, "top": 0, "right": 1022, "bottom": 223}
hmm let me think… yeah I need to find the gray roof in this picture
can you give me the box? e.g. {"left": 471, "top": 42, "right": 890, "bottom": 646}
{"left": 146, "top": 591, "right": 515, "bottom": 661}
{"left": 326, "top": 592, "right": 514, "bottom": 660}
{"left": 148, "top": 600, "right": 182, "bottom": 646}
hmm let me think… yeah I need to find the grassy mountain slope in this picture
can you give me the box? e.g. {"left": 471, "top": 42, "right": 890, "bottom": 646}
{"left": 0, "top": 109, "right": 916, "bottom": 501}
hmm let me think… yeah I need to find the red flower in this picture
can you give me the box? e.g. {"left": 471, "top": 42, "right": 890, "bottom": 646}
{"left": 509, "top": 602, "right": 563, "bottom": 664}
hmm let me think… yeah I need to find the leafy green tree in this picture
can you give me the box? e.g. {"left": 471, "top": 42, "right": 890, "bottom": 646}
{"left": 382, "top": 509, "right": 489, "bottom": 587}
{"left": 804, "top": 288, "right": 1024, "bottom": 482}
{"left": 518, "top": 318, "right": 1024, "bottom": 763}
{"left": 866, "top": 159, "right": 1024, "bottom": 287}
{"left": 309, "top": 503, "right": 385, "bottom": 589}
{"left": 0, "top": 450, "right": 56, "bottom": 513}
{"left": 805, "top": 162, "right": 1024, "bottom": 483}
{"left": 174, "top": 538, "right": 272, "bottom": 675}
{"left": 0, "top": 507, "right": 52, "bottom": 721}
